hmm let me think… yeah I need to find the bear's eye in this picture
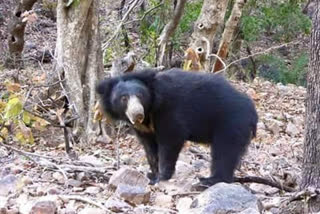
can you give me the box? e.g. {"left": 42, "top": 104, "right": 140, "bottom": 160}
{"left": 136, "top": 93, "right": 143, "bottom": 100}
{"left": 120, "top": 95, "right": 129, "bottom": 103}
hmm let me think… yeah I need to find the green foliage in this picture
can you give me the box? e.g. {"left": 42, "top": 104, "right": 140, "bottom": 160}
{"left": 139, "top": 1, "right": 170, "bottom": 64}
{"left": 4, "top": 97, "right": 23, "bottom": 119}
{"left": 178, "top": 1, "right": 203, "bottom": 34}
{"left": 0, "top": 82, "right": 48, "bottom": 144}
{"left": 173, "top": 1, "right": 203, "bottom": 49}
{"left": 241, "top": 0, "right": 311, "bottom": 42}
{"left": 258, "top": 53, "right": 308, "bottom": 86}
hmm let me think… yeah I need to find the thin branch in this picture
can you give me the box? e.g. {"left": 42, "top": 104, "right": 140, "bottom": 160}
{"left": 102, "top": 0, "right": 140, "bottom": 51}
{"left": 215, "top": 40, "right": 300, "bottom": 74}
{"left": 124, "top": 3, "right": 164, "bottom": 25}
{"left": 158, "top": 0, "right": 187, "bottom": 66}
{"left": 58, "top": 195, "right": 109, "bottom": 211}
{"left": 234, "top": 176, "right": 295, "bottom": 192}
{"left": 158, "top": 0, "right": 187, "bottom": 46}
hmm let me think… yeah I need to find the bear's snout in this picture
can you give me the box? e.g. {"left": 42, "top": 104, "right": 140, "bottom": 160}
{"left": 125, "top": 95, "right": 145, "bottom": 124}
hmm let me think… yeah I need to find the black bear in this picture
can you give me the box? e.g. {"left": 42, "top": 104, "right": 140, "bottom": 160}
{"left": 96, "top": 68, "right": 258, "bottom": 188}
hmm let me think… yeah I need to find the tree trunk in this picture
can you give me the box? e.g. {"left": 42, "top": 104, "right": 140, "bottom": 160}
{"left": 5, "top": 0, "right": 37, "bottom": 68}
{"left": 301, "top": 1, "right": 320, "bottom": 190}
{"left": 189, "top": 0, "right": 229, "bottom": 71}
{"left": 212, "top": 0, "right": 246, "bottom": 72}
{"left": 157, "top": 0, "right": 187, "bottom": 67}
{"left": 301, "top": 1, "right": 320, "bottom": 211}
{"left": 55, "top": 0, "right": 104, "bottom": 143}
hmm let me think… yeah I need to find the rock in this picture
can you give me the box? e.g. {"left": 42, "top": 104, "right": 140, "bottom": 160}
{"left": 286, "top": 122, "right": 300, "bottom": 136}
{"left": 66, "top": 179, "right": 82, "bottom": 188}
{"left": 6, "top": 208, "right": 19, "bottom": 214}
{"left": 153, "top": 194, "right": 172, "bottom": 208}
{"left": 52, "top": 172, "right": 64, "bottom": 184}
{"left": 78, "top": 207, "right": 105, "bottom": 214}
{"left": 177, "top": 197, "right": 193, "bottom": 213}
{"left": 79, "top": 155, "right": 104, "bottom": 167}
{"left": 257, "top": 122, "right": 266, "bottom": 130}
{"left": 21, "top": 176, "right": 33, "bottom": 185}
{"left": 47, "top": 187, "right": 61, "bottom": 195}
{"left": 0, "top": 175, "right": 18, "bottom": 196}
{"left": 192, "top": 159, "right": 207, "bottom": 172}
{"left": 187, "top": 183, "right": 262, "bottom": 214}
{"left": 0, "top": 196, "right": 7, "bottom": 209}
{"left": 105, "top": 197, "right": 132, "bottom": 212}
{"left": 109, "top": 168, "right": 149, "bottom": 189}
{"left": 76, "top": 172, "right": 89, "bottom": 182}
{"left": 0, "top": 208, "right": 7, "bottom": 214}
{"left": 30, "top": 201, "right": 57, "bottom": 214}
{"left": 265, "top": 119, "right": 284, "bottom": 135}
{"left": 175, "top": 161, "right": 194, "bottom": 178}
{"left": 40, "top": 171, "right": 52, "bottom": 180}
{"left": 121, "top": 154, "right": 135, "bottom": 165}
{"left": 85, "top": 186, "right": 101, "bottom": 194}
{"left": 116, "top": 184, "right": 150, "bottom": 205}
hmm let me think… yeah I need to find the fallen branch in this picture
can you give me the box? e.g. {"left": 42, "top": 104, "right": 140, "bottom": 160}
{"left": 235, "top": 176, "right": 295, "bottom": 192}
{"left": 58, "top": 195, "right": 109, "bottom": 211}
{"left": 0, "top": 143, "right": 115, "bottom": 174}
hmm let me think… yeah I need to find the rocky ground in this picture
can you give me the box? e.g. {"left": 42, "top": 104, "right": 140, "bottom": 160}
{"left": 0, "top": 75, "right": 306, "bottom": 214}
{"left": 0, "top": 1, "right": 308, "bottom": 213}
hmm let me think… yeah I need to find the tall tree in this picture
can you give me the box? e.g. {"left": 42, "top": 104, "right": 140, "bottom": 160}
{"left": 188, "top": 0, "right": 229, "bottom": 71}
{"left": 301, "top": 1, "right": 320, "bottom": 189}
{"left": 212, "top": 0, "right": 246, "bottom": 72}
{"left": 55, "top": 0, "right": 103, "bottom": 143}
{"left": 301, "top": 1, "right": 320, "bottom": 211}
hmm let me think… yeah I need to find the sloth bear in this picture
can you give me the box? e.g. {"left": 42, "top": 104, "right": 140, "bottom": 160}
{"left": 96, "top": 68, "right": 258, "bottom": 188}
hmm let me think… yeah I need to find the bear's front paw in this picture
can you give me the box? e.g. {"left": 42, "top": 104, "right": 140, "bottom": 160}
{"left": 147, "top": 172, "right": 159, "bottom": 185}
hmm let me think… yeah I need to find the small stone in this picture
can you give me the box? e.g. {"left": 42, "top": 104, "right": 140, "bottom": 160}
{"left": 78, "top": 207, "right": 105, "bottom": 214}
{"left": 85, "top": 186, "right": 101, "bottom": 194}
{"left": 0, "top": 175, "right": 17, "bottom": 196}
{"left": 41, "top": 171, "right": 52, "bottom": 180}
{"left": 153, "top": 194, "right": 172, "bottom": 208}
{"left": 6, "top": 208, "right": 19, "bottom": 214}
{"left": 121, "top": 154, "right": 135, "bottom": 165}
{"left": 52, "top": 172, "right": 64, "bottom": 184}
{"left": 47, "top": 187, "right": 60, "bottom": 195}
{"left": 109, "top": 168, "right": 149, "bottom": 189}
{"left": 116, "top": 184, "right": 150, "bottom": 205}
{"left": 286, "top": 122, "right": 300, "bottom": 136}
{"left": 177, "top": 197, "right": 193, "bottom": 213}
{"left": 105, "top": 197, "right": 131, "bottom": 212}
{"left": 0, "top": 208, "right": 7, "bottom": 214}
{"left": 66, "top": 179, "right": 82, "bottom": 188}
{"left": 30, "top": 201, "right": 57, "bottom": 214}
{"left": 21, "top": 176, "right": 33, "bottom": 185}
{"left": 76, "top": 172, "right": 88, "bottom": 182}
{"left": 79, "top": 155, "right": 104, "bottom": 167}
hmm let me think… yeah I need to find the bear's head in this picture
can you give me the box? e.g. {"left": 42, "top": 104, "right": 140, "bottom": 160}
{"left": 97, "top": 78, "right": 151, "bottom": 125}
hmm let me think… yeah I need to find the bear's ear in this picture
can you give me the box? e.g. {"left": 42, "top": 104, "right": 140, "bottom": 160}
{"left": 96, "top": 78, "right": 117, "bottom": 95}
{"left": 96, "top": 80, "right": 108, "bottom": 95}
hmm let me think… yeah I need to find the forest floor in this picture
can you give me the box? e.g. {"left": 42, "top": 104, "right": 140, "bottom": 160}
{"left": 0, "top": 2, "right": 308, "bottom": 214}
{"left": 0, "top": 68, "right": 306, "bottom": 213}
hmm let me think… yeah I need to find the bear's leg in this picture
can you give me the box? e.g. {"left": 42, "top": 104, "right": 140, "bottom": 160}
{"left": 136, "top": 131, "right": 159, "bottom": 184}
{"left": 200, "top": 129, "right": 249, "bottom": 187}
{"left": 157, "top": 137, "right": 184, "bottom": 181}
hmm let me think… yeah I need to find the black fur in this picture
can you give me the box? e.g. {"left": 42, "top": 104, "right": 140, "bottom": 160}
{"left": 97, "top": 68, "right": 258, "bottom": 186}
